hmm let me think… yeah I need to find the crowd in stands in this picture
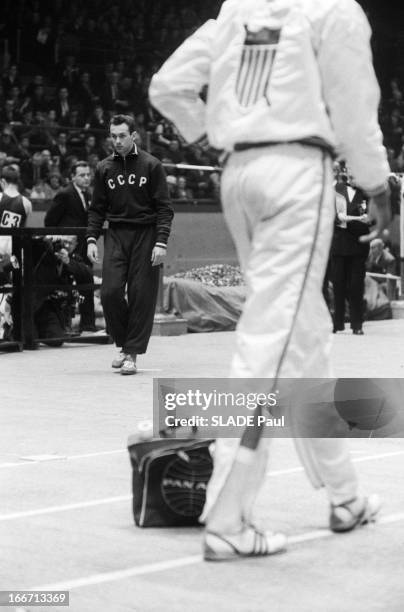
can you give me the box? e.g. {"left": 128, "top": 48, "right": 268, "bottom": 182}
{"left": 0, "top": 0, "right": 222, "bottom": 201}
{"left": 380, "top": 78, "right": 404, "bottom": 172}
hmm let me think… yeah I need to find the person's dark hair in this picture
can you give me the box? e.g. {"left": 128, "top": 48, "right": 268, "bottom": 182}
{"left": 49, "top": 173, "right": 61, "bottom": 185}
{"left": 109, "top": 114, "right": 136, "bottom": 133}
{"left": 70, "top": 160, "right": 89, "bottom": 177}
{"left": 1, "top": 165, "right": 20, "bottom": 185}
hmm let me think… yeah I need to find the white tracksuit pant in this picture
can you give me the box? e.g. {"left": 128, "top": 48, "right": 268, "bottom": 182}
{"left": 202, "top": 144, "right": 358, "bottom": 521}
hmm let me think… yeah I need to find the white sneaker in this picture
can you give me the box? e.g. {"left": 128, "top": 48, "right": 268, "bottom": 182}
{"left": 120, "top": 354, "right": 137, "bottom": 376}
{"left": 203, "top": 525, "right": 287, "bottom": 561}
{"left": 111, "top": 350, "right": 126, "bottom": 369}
{"left": 330, "top": 494, "right": 381, "bottom": 533}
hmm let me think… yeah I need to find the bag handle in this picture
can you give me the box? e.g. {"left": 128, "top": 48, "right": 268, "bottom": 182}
{"left": 159, "top": 424, "right": 198, "bottom": 439}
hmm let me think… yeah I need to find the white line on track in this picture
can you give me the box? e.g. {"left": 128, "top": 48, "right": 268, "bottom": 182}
{"left": 33, "top": 556, "right": 203, "bottom": 591}
{"left": 30, "top": 511, "right": 404, "bottom": 592}
{"left": 0, "top": 449, "right": 126, "bottom": 468}
{"left": 1, "top": 447, "right": 403, "bottom": 471}
{"left": 352, "top": 450, "right": 404, "bottom": 463}
{"left": 51, "top": 449, "right": 125, "bottom": 461}
{"left": 0, "top": 462, "right": 31, "bottom": 468}
{"left": 0, "top": 496, "right": 131, "bottom": 521}
{"left": 1, "top": 449, "right": 403, "bottom": 522}
{"left": 266, "top": 449, "right": 404, "bottom": 476}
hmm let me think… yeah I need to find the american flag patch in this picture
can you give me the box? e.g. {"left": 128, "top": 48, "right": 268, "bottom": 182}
{"left": 236, "top": 26, "right": 282, "bottom": 108}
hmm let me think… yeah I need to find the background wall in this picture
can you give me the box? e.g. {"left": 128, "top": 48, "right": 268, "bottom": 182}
{"left": 28, "top": 208, "right": 239, "bottom": 275}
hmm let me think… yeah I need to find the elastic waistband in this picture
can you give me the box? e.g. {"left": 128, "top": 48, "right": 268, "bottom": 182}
{"left": 233, "top": 138, "right": 335, "bottom": 158}
{"left": 108, "top": 221, "right": 155, "bottom": 230}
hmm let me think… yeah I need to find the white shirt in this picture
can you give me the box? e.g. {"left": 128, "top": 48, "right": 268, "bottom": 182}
{"left": 149, "top": 0, "right": 389, "bottom": 195}
{"left": 61, "top": 100, "right": 69, "bottom": 115}
{"left": 347, "top": 186, "right": 356, "bottom": 203}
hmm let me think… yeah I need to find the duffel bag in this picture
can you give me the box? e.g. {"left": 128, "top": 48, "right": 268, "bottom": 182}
{"left": 127, "top": 434, "right": 214, "bottom": 527}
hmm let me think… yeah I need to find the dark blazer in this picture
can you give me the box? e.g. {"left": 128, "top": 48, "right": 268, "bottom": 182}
{"left": 331, "top": 184, "right": 369, "bottom": 258}
{"left": 54, "top": 99, "right": 71, "bottom": 122}
{"left": 44, "top": 183, "right": 89, "bottom": 259}
{"left": 100, "top": 83, "right": 121, "bottom": 112}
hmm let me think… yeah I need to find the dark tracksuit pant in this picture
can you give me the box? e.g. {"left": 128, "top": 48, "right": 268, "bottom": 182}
{"left": 101, "top": 223, "right": 160, "bottom": 354}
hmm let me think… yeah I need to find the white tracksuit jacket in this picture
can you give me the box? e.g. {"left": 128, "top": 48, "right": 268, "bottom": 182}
{"left": 149, "top": 0, "right": 389, "bottom": 195}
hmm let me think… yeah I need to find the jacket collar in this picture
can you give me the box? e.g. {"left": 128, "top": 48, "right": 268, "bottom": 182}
{"left": 112, "top": 143, "right": 138, "bottom": 159}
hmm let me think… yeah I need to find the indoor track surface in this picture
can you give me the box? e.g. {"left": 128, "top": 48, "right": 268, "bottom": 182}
{"left": 1, "top": 320, "right": 404, "bottom": 612}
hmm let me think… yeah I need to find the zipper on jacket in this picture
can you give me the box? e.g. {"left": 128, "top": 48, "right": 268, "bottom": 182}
{"left": 123, "top": 155, "right": 128, "bottom": 199}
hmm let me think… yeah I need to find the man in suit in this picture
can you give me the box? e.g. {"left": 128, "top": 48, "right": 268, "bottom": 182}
{"left": 51, "top": 132, "right": 72, "bottom": 175}
{"left": 100, "top": 72, "right": 122, "bottom": 114}
{"left": 44, "top": 161, "right": 96, "bottom": 332}
{"left": 331, "top": 175, "right": 370, "bottom": 334}
{"left": 55, "top": 87, "right": 71, "bottom": 123}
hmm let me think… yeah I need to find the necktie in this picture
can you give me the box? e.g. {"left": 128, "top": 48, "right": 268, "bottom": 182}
{"left": 82, "top": 190, "right": 90, "bottom": 211}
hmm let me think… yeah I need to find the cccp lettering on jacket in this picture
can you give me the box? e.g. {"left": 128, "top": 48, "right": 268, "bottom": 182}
{"left": 107, "top": 174, "right": 148, "bottom": 189}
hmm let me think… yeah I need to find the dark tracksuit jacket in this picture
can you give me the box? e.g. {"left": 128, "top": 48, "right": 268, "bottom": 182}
{"left": 86, "top": 145, "right": 174, "bottom": 354}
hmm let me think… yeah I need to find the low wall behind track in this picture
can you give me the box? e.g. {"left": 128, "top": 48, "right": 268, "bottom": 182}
{"left": 29, "top": 209, "right": 239, "bottom": 275}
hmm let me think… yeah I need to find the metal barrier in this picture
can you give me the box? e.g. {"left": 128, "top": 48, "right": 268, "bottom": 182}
{"left": 366, "top": 272, "right": 401, "bottom": 301}
{"left": 0, "top": 227, "right": 111, "bottom": 352}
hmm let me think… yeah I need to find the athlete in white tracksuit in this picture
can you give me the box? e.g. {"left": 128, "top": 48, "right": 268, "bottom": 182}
{"left": 149, "top": 0, "right": 391, "bottom": 558}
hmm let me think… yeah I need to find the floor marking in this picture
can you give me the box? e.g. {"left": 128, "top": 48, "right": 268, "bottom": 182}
{"left": 353, "top": 450, "right": 404, "bottom": 463}
{"left": 288, "top": 511, "right": 404, "bottom": 544}
{"left": 0, "top": 449, "right": 126, "bottom": 469}
{"left": 289, "top": 530, "right": 331, "bottom": 544}
{"left": 0, "top": 496, "right": 131, "bottom": 522}
{"left": 378, "top": 511, "right": 404, "bottom": 525}
{"left": 266, "top": 449, "right": 404, "bottom": 476}
{"left": 33, "top": 556, "right": 203, "bottom": 591}
{"left": 2, "top": 447, "right": 403, "bottom": 472}
{"left": 19, "top": 455, "right": 68, "bottom": 462}
{"left": 30, "top": 511, "right": 404, "bottom": 592}
{"left": 57, "top": 449, "right": 126, "bottom": 461}
{"left": 0, "top": 462, "right": 32, "bottom": 468}
{"left": 1, "top": 450, "right": 403, "bottom": 522}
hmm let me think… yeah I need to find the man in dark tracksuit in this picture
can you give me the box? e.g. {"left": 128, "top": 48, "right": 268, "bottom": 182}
{"left": 86, "top": 114, "right": 173, "bottom": 374}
